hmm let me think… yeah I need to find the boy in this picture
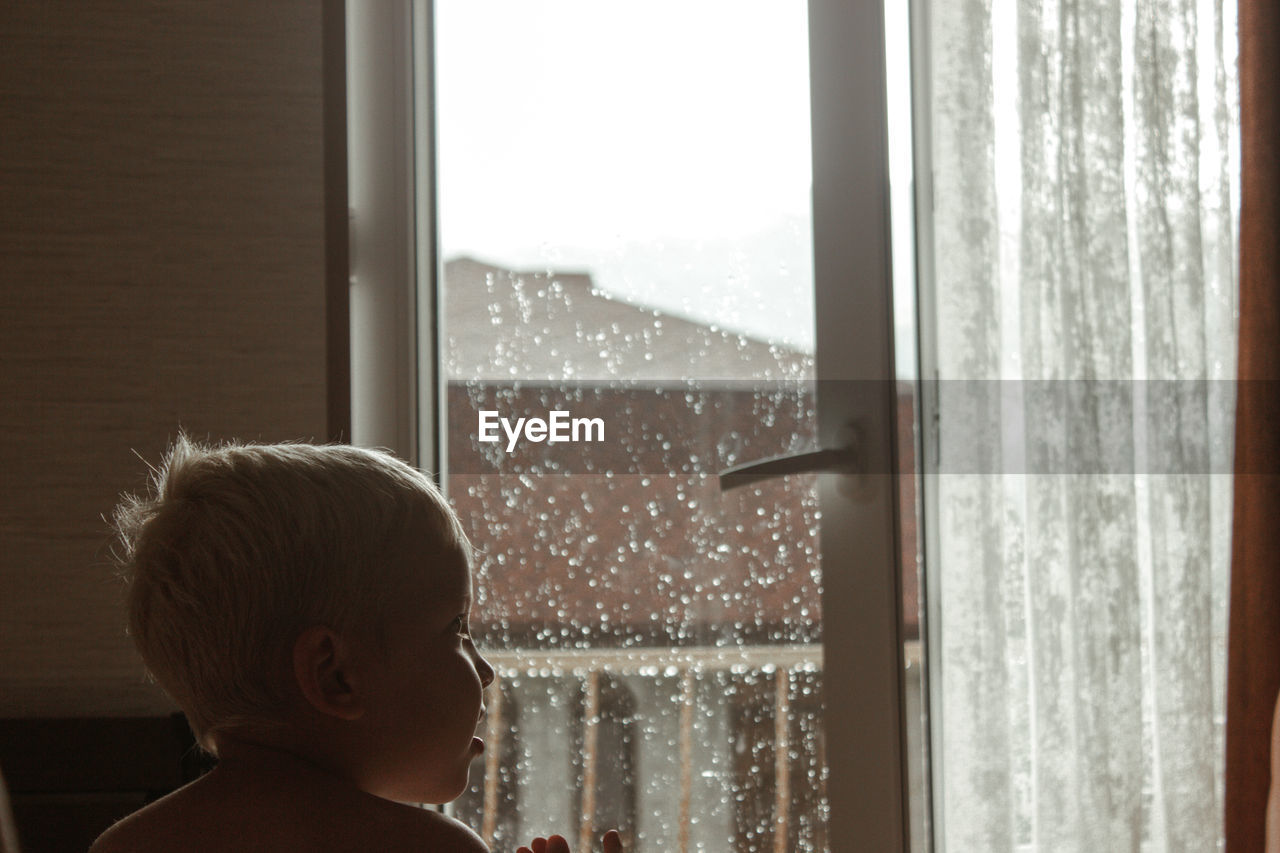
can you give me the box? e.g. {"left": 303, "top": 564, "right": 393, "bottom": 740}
{"left": 91, "top": 437, "right": 620, "bottom": 853}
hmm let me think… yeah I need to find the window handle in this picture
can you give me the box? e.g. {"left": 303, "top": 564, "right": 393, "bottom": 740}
{"left": 718, "top": 424, "right": 864, "bottom": 492}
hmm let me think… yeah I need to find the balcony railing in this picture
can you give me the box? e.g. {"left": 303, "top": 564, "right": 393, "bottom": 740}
{"left": 472, "top": 642, "right": 923, "bottom": 853}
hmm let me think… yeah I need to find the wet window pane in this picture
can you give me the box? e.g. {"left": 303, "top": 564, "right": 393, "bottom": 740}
{"left": 433, "top": 3, "right": 921, "bottom": 850}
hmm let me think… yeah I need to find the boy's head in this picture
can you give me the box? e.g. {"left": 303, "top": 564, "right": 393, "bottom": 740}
{"left": 112, "top": 436, "right": 476, "bottom": 756}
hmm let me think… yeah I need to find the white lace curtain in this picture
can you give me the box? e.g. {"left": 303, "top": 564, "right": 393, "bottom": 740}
{"left": 927, "top": 0, "right": 1239, "bottom": 850}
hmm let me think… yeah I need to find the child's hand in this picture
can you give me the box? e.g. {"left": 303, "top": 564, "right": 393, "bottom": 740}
{"left": 516, "top": 829, "right": 622, "bottom": 853}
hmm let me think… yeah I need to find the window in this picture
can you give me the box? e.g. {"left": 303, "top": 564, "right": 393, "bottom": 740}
{"left": 346, "top": 0, "right": 1238, "bottom": 849}
{"left": 425, "top": 2, "right": 916, "bottom": 849}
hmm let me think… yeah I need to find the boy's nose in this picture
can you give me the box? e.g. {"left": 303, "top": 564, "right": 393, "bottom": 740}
{"left": 475, "top": 650, "right": 496, "bottom": 687}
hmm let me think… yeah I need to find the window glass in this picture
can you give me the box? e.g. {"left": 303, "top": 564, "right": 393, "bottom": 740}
{"left": 433, "top": 3, "right": 926, "bottom": 850}
{"left": 436, "top": 4, "right": 832, "bottom": 850}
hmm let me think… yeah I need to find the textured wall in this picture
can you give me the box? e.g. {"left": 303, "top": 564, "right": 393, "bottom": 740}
{"left": 0, "top": 3, "right": 329, "bottom": 716}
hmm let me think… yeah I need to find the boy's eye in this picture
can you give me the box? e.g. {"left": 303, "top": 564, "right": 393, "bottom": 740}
{"left": 452, "top": 615, "right": 471, "bottom": 637}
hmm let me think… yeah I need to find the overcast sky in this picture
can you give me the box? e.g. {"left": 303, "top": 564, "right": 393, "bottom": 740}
{"left": 434, "top": 0, "right": 916, "bottom": 373}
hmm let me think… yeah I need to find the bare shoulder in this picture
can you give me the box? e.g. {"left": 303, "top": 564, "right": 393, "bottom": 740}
{"left": 88, "top": 821, "right": 138, "bottom": 853}
{"left": 373, "top": 804, "right": 489, "bottom": 853}
{"left": 87, "top": 768, "right": 488, "bottom": 853}
{"left": 87, "top": 781, "right": 209, "bottom": 853}
{"left": 88, "top": 801, "right": 178, "bottom": 853}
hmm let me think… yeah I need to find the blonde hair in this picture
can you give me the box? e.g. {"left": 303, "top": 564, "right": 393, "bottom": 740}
{"left": 112, "top": 436, "right": 469, "bottom": 751}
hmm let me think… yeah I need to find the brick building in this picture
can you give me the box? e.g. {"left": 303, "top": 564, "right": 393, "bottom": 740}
{"left": 442, "top": 257, "right": 919, "bottom": 647}
{"left": 439, "top": 258, "right": 920, "bottom": 852}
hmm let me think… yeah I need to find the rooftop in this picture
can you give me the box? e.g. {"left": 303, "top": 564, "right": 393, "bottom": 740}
{"left": 443, "top": 257, "right": 812, "bottom": 383}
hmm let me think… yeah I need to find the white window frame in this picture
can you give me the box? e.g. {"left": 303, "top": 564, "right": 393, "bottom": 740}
{"left": 345, "top": 1, "right": 917, "bottom": 848}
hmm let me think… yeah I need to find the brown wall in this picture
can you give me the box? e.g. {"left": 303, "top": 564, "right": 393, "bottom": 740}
{"left": 0, "top": 3, "right": 330, "bottom": 717}
{"left": 447, "top": 383, "right": 920, "bottom": 644}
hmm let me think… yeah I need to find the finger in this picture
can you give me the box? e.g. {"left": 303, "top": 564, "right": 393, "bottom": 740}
{"left": 530, "top": 838, "right": 548, "bottom": 853}
{"left": 516, "top": 848, "right": 532, "bottom": 853}
{"left": 603, "top": 829, "right": 623, "bottom": 853}
{"left": 545, "top": 835, "right": 571, "bottom": 853}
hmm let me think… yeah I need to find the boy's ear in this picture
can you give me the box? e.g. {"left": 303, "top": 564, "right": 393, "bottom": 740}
{"left": 292, "top": 625, "right": 365, "bottom": 721}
